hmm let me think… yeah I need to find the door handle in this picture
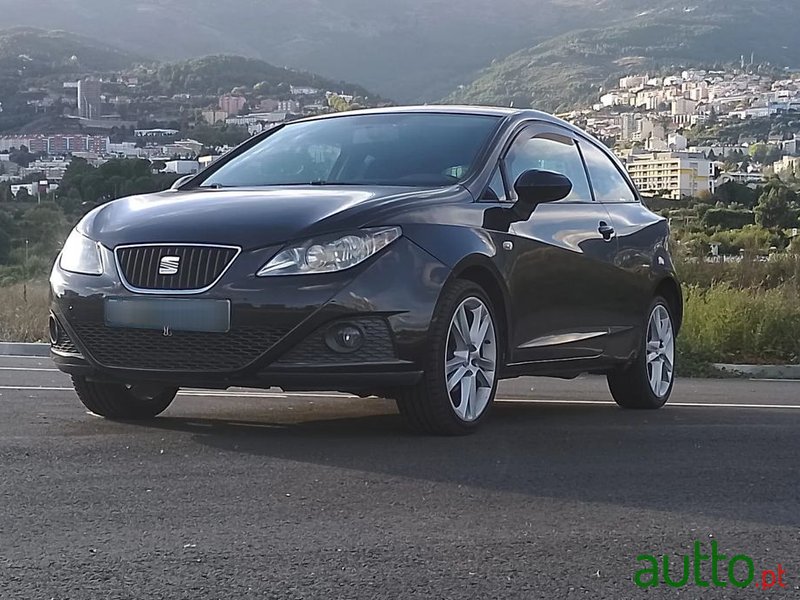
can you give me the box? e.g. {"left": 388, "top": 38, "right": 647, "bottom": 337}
{"left": 598, "top": 221, "right": 615, "bottom": 241}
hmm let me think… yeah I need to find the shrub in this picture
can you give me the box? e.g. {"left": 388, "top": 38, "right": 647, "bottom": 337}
{"left": 701, "top": 208, "right": 755, "bottom": 230}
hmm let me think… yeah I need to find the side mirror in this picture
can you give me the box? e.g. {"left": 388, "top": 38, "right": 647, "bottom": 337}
{"left": 170, "top": 174, "right": 195, "bottom": 190}
{"left": 514, "top": 169, "right": 572, "bottom": 206}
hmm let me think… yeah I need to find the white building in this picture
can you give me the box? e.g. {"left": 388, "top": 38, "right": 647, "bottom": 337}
{"left": 717, "top": 171, "right": 766, "bottom": 186}
{"left": 290, "top": 86, "right": 319, "bottom": 96}
{"left": 161, "top": 160, "right": 200, "bottom": 175}
{"left": 626, "top": 152, "right": 715, "bottom": 199}
{"left": 774, "top": 156, "right": 800, "bottom": 178}
{"left": 619, "top": 75, "right": 648, "bottom": 90}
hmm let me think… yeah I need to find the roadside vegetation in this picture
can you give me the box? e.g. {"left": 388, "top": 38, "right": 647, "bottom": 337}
{"left": 1, "top": 164, "right": 799, "bottom": 376}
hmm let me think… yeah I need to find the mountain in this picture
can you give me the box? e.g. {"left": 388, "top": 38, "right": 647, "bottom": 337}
{"left": 0, "top": 29, "right": 376, "bottom": 134}
{"left": 2, "top": 1, "right": 799, "bottom": 106}
{"left": 0, "top": 28, "right": 145, "bottom": 131}
{"left": 448, "top": 1, "right": 800, "bottom": 111}
{"left": 0, "top": 27, "right": 143, "bottom": 76}
{"left": 0, "top": 0, "right": 657, "bottom": 102}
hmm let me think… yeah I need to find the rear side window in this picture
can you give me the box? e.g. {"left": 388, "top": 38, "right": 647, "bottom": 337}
{"left": 505, "top": 132, "right": 592, "bottom": 202}
{"left": 580, "top": 142, "right": 638, "bottom": 203}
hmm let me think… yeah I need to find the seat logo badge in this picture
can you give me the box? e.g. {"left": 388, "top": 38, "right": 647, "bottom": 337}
{"left": 162, "top": 325, "right": 172, "bottom": 337}
{"left": 159, "top": 255, "right": 180, "bottom": 275}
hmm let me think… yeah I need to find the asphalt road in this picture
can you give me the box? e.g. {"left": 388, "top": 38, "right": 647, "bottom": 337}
{"left": 1, "top": 355, "right": 799, "bottom": 599}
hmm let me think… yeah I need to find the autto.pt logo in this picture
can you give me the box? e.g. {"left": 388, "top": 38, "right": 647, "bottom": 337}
{"left": 634, "top": 541, "right": 787, "bottom": 590}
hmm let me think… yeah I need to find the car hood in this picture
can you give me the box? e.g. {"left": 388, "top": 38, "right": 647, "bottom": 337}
{"left": 80, "top": 185, "right": 461, "bottom": 250}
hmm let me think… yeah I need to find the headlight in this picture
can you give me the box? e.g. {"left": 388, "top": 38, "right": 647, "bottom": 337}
{"left": 257, "top": 227, "right": 401, "bottom": 276}
{"left": 59, "top": 229, "right": 103, "bottom": 275}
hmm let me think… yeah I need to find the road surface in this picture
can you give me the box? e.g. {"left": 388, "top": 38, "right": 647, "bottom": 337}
{"left": 1, "top": 355, "right": 799, "bottom": 598}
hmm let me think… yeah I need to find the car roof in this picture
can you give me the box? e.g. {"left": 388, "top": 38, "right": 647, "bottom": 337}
{"left": 295, "top": 104, "right": 572, "bottom": 126}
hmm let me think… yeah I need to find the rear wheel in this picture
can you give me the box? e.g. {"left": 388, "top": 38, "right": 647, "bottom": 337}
{"left": 72, "top": 376, "right": 178, "bottom": 419}
{"left": 396, "top": 280, "right": 500, "bottom": 435}
{"left": 607, "top": 296, "right": 675, "bottom": 409}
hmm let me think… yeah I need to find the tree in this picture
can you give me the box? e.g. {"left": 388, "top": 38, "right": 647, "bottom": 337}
{"left": 0, "top": 182, "right": 12, "bottom": 202}
{"left": 9, "top": 146, "right": 34, "bottom": 168}
{"left": 0, "top": 226, "right": 10, "bottom": 265}
{"left": 20, "top": 202, "right": 67, "bottom": 256}
{"left": 714, "top": 181, "right": 759, "bottom": 209}
{"left": 754, "top": 187, "right": 798, "bottom": 230}
{"left": 15, "top": 187, "right": 31, "bottom": 202}
{"left": 706, "top": 106, "right": 718, "bottom": 126}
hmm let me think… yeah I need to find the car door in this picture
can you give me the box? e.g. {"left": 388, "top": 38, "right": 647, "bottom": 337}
{"left": 579, "top": 139, "right": 665, "bottom": 359}
{"left": 499, "top": 124, "right": 620, "bottom": 363}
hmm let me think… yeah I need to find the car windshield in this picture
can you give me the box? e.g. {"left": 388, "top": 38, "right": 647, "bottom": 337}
{"left": 199, "top": 113, "right": 501, "bottom": 188}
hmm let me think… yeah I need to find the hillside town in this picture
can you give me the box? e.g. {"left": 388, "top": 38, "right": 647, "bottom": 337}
{"left": 567, "top": 66, "right": 800, "bottom": 199}
{"left": 0, "top": 64, "right": 375, "bottom": 199}
{"left": 3, "top": 62, "right": 800, "bottom": 203}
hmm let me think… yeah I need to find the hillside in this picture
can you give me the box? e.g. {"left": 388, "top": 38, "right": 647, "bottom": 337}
{"left": 448, "top": 1, "right": 800, "bottom": 111}
{"left": 0, "top": 0, "right": 653, "bottom": 102}
{"left": 0, "top": 29, "right": 378, "bottom": 134}
{"left": 0, "top": 27, "right": 143, "bottom": 76}
{"left": 135, "top": 55, "right": 374, "bottom": 99}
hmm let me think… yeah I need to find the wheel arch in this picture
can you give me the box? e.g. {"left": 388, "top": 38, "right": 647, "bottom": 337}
{"left": 653, "top": 276, "right": 683, "bottom": 334}
{"left": 447, "top": 256, "right": 512, "bottom": 363}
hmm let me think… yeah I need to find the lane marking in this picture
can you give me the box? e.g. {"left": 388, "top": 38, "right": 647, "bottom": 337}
{"left": 497, "top": 398, "right": 800, "bottom": 409}
{"left": 0, "top": 386, "right": 71, "bottom": 391}
{"left": 0, "top": 366, "right": 60, "bottom": 372}
{"left": 0, "top": 386, "right": 289, "bottom": 398}
{"left": 2, "top": 385, "right": 800, "bottom": 409}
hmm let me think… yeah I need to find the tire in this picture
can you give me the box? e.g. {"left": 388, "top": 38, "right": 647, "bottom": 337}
{"left": 72, "top": 376, "right": 178, "bottom": 419}
{"left": 607, "top": 296, "right": 676, "bottom": 409}
{"left": 395, "top": 280, "right": 501, "bottom": 435}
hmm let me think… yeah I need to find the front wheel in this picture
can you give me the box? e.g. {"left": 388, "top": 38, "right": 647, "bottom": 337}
{"left": 607, "top": 297, "right": 676, "bottom": 409}
{"left": 395, "top": 280, "right": 500, "bottom": 435}
{"left": 72, "top": 376, "right": 178, "bottom": 419}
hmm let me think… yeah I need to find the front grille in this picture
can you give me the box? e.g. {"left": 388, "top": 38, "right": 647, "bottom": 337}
{"left": 51, "top": 328, "right": 82, "bottom": 357}
{"left": 71, "top": 322, "right": 287, "bottom": 372}
{"left": 276, "top": 318, "right": 396, "bottom": 365}
{"left": 116, "top": 244, "right": 239, "bottom": 292}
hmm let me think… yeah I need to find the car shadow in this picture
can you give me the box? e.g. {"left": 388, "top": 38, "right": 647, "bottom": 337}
{"left": 124, "top": 398, "right": 800, "bottom": 528}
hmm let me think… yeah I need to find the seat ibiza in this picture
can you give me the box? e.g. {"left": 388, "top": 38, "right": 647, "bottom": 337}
{"left": 50, "top": 106, "right": 681, "bottom": 434}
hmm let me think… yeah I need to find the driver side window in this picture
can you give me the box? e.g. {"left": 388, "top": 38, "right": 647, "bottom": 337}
{"left": 504, "top": 131, "right": 592, "bottom": 202}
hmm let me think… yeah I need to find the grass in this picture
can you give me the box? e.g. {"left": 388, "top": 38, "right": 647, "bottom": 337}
{"left": 678, "top": 283, "right": 800, "bottom": 370}
{"left": 0, "top": 281, "right": 50, "bottom": 343}
{"left": 676, "top": 254, "right": 800, "bottom": 292}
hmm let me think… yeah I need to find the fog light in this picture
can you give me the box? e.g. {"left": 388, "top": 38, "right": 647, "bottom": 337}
{"left": 48, "top": 314, "right": 60, "bottom": 345}
{"left": 324, "top": 323, "right": 365, "bottom": 354}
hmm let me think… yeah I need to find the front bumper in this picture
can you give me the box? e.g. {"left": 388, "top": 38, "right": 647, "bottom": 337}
{"left": 50, "top": 237, "right": 449, "bottom": 393}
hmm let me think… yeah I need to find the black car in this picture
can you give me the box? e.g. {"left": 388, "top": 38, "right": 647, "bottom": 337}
{"left": 50, "top": 106, "right": 681, "bottom": 435}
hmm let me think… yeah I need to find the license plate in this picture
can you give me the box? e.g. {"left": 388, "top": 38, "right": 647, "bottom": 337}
{"left": 104, "top": 298, "right": 231, "bottom": 333}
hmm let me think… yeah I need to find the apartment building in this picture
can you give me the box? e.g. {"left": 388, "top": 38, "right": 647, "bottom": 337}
{"left": 77, "top": 78, "right": 102, "bottom": 119}
{"left": 626, "top": 152, "right": 715, "bottom": 199}
{"left": 0, "top": 134, "right": 109, "bottom": 155}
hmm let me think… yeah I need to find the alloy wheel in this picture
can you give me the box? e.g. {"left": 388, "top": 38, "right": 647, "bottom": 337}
{"left": 645, "top": 304, "right": 674, "bottom": 397}
{"left": 444, "top": 296, "right": 497, "bottom": 421}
